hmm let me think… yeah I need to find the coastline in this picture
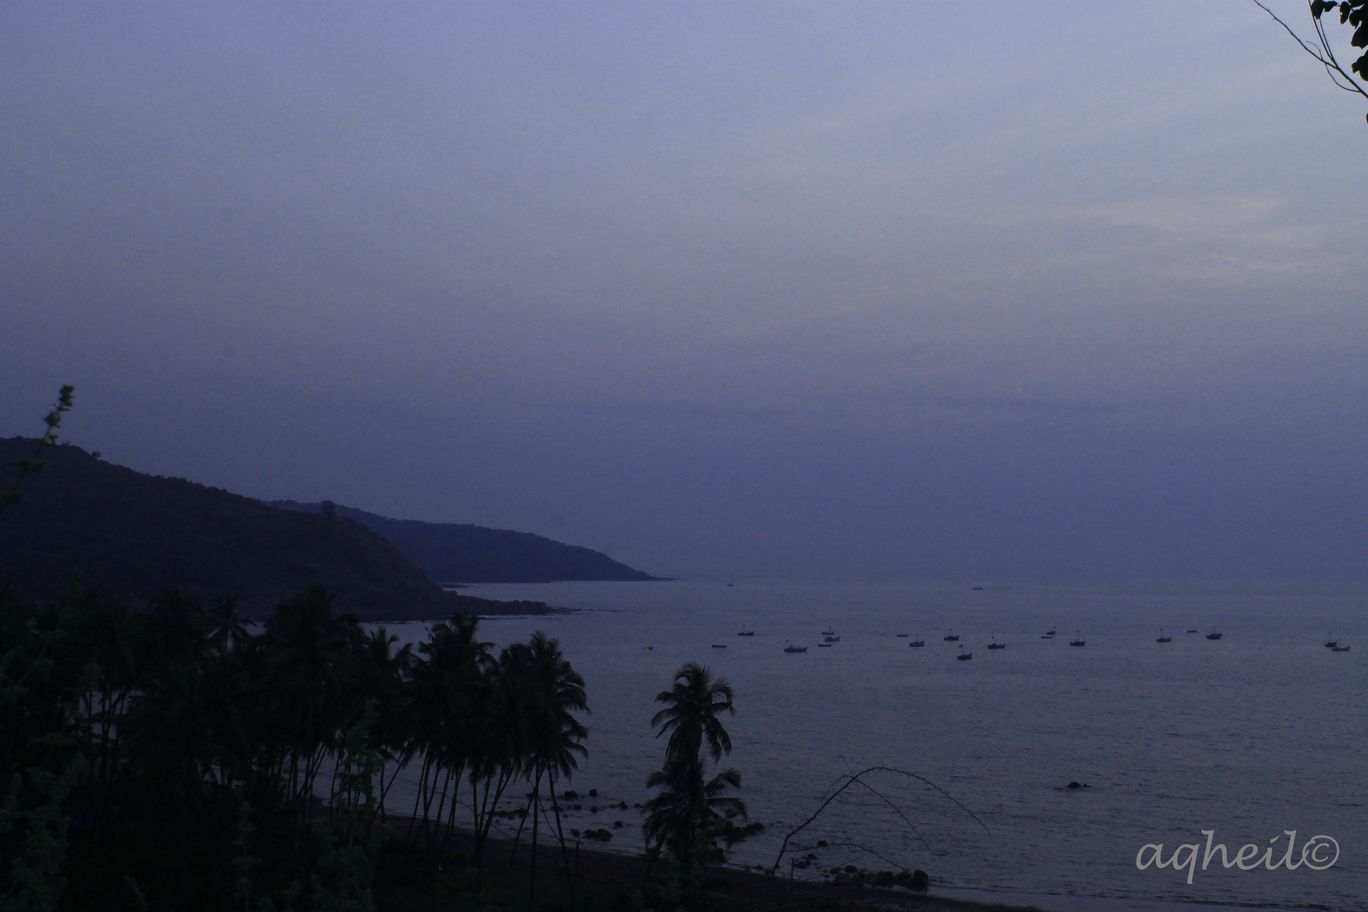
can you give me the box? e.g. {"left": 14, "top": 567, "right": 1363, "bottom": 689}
{"left": 374, "top": 814, "right": 1044, "bottom": 912}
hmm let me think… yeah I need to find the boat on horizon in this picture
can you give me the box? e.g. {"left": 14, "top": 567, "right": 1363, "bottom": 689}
{"left": 908, "top": 638, "right": 925, "bottom": 647}
{"left": 1156, "top": 629, "right": 1172, "bottom": 643}
{"left": 956, "top": 648, "right": 973, "bottom": 661}
{"left": 943, "top": 632, "right": 960, "bottom": 642}
{"left": 1331, "top": 644, "right": 1351, "bottom": 652}
{"left": 1205, "top": 628, "right": 1223, "bottom": 640}
{"left": 737, "top": 629, "right": 755, "bottom": 637}
{"left": 987, "top": 640, "right": 1005, "bottom": 650}
{"left": 784, "top": 643, "right": 808, "bottom": 654}
{"left": 1069, "top": 634, "right": 1086, "bottom": 646}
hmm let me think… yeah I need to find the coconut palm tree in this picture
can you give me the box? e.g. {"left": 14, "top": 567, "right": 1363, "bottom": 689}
{"left": 651, "top": 663, "right": 735, "bottom": 767}
{"left": 642, "top": 765, "right": 745, "bottom": 864}
{"left": 207, "top": 594, "right": 248, "bottom": 656}
{"left": 644, "top": 663, "right": 746, "bottom": 871}
{"left": 404, "top": 613, "right": 492, "bottom": 846}
{"left": 258, "top": 587, "right": 355, "bottom": 827}
{"left": 518, "top": 632, "right": 588, "bottom": 909}
{"left": 353, "top": 626, "right": 412, "bottom": 828}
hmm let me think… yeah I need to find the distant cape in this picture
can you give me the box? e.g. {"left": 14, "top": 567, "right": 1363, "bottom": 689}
{"left": 273, "top": 501, "right": 664, "bottom": 585}
{"left": 0, "top": 438, "right": 659, "bottom": 620}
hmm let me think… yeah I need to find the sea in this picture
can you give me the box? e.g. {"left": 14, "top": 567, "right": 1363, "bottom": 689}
{"left": 379, "top": 579, "right": 1366, "bottom": 912}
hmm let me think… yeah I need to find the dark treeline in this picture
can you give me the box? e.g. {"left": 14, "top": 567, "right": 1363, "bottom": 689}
{"left": 0, "top": 581, "right": 592, "bottom": 911}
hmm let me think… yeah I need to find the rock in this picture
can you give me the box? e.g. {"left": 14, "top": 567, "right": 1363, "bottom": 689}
{"left": 911, "top": 869, "right": 929, "bottom": 891}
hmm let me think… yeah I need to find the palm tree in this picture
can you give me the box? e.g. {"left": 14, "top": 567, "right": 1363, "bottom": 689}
{"left": 404, "top": 613, "right": 492, "bottom": 846}
{"left": 353, "top": 626, "right": 412, "bottom": 828}
{"left": 258, "top": 587, "right": 354, "bottom": 828}
{"left": 644, "top": 663, "right": 746, "bottom": 872}
{"left": 651, "top": 663, "right": 735, "bottom": 767}
{"left": 642, "top": 766, "right": 745, "bottom": 864}
{"left": 207, "top": 594, "right": 248, "bottom": 656}
{"left": 466, "top": 639, "right": 524, "bottom": 868}
{"left": 518, "top": 632, "right": 588, "bottom": 909}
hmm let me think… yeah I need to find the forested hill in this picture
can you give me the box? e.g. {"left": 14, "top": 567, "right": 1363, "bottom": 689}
{"left": 274, "top": 501, "right": 662, "bottom": 585}
{"left": 0, "top": 438, "right": 451, "bottom": 619}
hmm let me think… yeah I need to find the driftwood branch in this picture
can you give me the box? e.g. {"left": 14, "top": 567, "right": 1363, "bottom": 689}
{"left": 768, "top": 765, "right": 988, "bottom": 877}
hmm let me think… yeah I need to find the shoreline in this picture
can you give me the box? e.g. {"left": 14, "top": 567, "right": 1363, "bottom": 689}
{"left": 375, "top": 813, "right": 1045, "bottom": 912}
{"left": 375, "top": 814, "right": 1298, "bottom": 912}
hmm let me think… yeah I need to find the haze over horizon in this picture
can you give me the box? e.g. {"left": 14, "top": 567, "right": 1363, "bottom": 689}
{"left": 3, "top": 3, "right": 1365, "bottom": 582}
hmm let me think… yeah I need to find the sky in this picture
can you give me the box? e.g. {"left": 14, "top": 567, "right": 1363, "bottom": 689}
{"left": 2, "top": 2, "right": 1365, "bottom": 581}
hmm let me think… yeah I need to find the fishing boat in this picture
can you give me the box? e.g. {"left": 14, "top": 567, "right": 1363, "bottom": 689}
{"left": 956, "top": 648, "right": 973, "bottom": 661}
{"left": 1205, "top": 629, "right": 1223, "bottom": 640}
{"left": 1331, "top": 644, "right": 1351, "bottom": 653}
{"left": 711, "top": 644, "right": 727, "bottom": 649}
{"left": 784, "top": 644, "right": 808, "bottom": 654}
{"left": 1069, "top": 634, "right": 1086, "bottom": 647}
{"left": 987, "top": 640, "right": 1006, "bottom": 650}
{"left": 943, "top": 632, "right": 960, "bottom": 642}
{"left": 823, "top": 634, "right": 841, "bottom": 643}
{"left": 737, "top": 629, "right": 755, "bottom": 637}
{"left": 908, "top": 638, "right": 925, "bottom": 647}
{"left": 1324, "top": 637, "right": 1339, "bottom": 648}
{"left": 1156, "top": 629, "right": 1172, "bottom": 643}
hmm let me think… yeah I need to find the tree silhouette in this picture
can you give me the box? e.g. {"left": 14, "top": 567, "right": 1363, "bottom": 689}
{"left": 643, "top": 663, "right": 746, "bottom": 873}
{"left": 1255, "top": 0, "right": 1368, "bottom": 114}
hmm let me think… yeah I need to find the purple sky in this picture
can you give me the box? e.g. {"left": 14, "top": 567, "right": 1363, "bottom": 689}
{"left": 3, "top": 2, "right": 1365, "bottom": 580}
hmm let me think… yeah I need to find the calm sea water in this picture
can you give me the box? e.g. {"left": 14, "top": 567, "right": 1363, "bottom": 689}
{"left": 381, "top": 579, "right": 1366, "bottom": 912}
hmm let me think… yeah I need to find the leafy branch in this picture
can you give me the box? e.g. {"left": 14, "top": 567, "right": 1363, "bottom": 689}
{"left": 1, "top": 385, "right": 75, "bottom": 517}
{"left": 1253, "top": 0, "right": 1368, "bottom": 113}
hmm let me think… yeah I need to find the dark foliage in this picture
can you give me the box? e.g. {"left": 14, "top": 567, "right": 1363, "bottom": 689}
{"left": 0, "top": 578, "right": 593, "bottom": 911}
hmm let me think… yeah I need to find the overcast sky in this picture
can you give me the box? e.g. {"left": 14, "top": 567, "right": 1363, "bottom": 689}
{"left": 2, "top": 2, "right": 1364, "bottom": 581}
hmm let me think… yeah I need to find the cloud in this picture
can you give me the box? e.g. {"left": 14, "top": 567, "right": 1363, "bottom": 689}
{"left": 1045, "top": 193, "right": 1349, "bottom": 284}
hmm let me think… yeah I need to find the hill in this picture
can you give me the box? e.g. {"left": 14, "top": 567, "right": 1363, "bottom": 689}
{"left": 274, "top": 501, "right": 662, "bottom": 584}
{"left": 0, "top": 438, "right": 453, "bottom": 620}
